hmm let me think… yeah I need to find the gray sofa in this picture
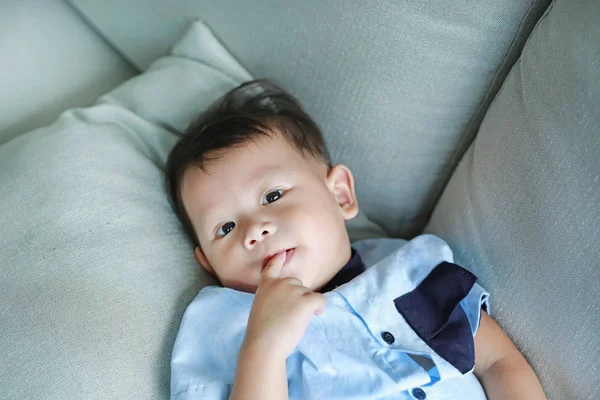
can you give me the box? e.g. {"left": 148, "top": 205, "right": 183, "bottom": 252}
{"left": 1, "top": 0, "right": 598, "bottom": 399}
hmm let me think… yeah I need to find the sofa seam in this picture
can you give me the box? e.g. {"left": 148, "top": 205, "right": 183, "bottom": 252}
{"left": 63, "top": 0, "right": 140, "bottom": 73}
{"left": 424, "top": 0, "right": 555, "bottom": 227}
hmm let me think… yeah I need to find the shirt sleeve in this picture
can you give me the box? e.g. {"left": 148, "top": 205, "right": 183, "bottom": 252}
{"left": 393, "top": 261, "right": 489, "bottom": 374}
{"left": 460, "top": 281, "right": 490, "bottom": 334}
{"left": 171, "top": 287, "right": 253, "bottom": 400}
{"left": 171, "top": 384, "right": 232, "bottom": 400}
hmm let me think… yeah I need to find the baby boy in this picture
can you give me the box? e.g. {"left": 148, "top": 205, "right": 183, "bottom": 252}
{"left": 166, "top": 79, "right": 545, "bottom": 400}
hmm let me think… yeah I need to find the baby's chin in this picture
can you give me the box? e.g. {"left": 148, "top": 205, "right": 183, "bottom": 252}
{"left": 220, "top": 278, "right": 260, "bottom": 294}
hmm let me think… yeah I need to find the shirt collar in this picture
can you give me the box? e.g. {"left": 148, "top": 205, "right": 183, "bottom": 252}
{"left": 319, "top": 248, "right": 365, "bottom": 293}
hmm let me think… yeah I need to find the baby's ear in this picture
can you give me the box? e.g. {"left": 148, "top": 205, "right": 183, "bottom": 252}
{"left": 194, "top": 247, "right": 216, "bottom": 277}
{"left": 326, "top": 164, "right": 359, "bottom": 220}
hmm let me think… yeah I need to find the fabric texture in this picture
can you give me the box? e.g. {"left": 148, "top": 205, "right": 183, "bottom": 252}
{"left": 0, "top": 0, "right": 136, "bottom": 146}
{"left": 394, "top": 261, "right": 478, "bottom": 374}
{"left": 68, "top": 0, "right": 551, "bottom": 237}
{"left": 0, "top": 21, "right": 250, "bottom": 400}
{"left": 0, "top": 20, "right": 385, "bottom": 399}
{"left": 426, "top": 1, "right": 600, "bottom": 399}
{"left": 171, "top": 235, "right": 489, "bottom": 400}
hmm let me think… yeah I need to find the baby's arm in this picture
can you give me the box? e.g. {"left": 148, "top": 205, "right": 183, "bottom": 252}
{"left": 230, "top": 341, "right": 288, "bottom": 400}
{"left": 229, "top": 252, "right": 326, "bottom": 400}
{"left": 474, "top": 311, "right": 546, "bottom": 400}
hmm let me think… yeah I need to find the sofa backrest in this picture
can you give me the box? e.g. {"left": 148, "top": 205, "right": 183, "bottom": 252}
{"left": 68, "top": 0, "right": 551, "bottom": 237}
{"left": 427, "top": 0, "right": 600, "bottom": 398}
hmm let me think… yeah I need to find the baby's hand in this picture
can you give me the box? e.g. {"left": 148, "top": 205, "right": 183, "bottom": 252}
{"left": 243, "top": 252, "right": 326, "bottom": 356}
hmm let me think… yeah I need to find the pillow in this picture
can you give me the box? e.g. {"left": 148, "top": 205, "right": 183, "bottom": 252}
{"left": 0, "top": 20, "right": 385, "bottom": 399}
{"left": 0, "top": 0, "right": 136, "bottom": 146}
{"left": 70, "top": 0, "right": 552, "bottom": 238}
{"left": 0, "top": 21, "right": 248, "bottom": 399}
{"left": 425, "top": 0, "right": 600, "bottom": 398}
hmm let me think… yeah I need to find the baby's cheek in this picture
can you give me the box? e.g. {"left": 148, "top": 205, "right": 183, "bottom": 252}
{"left": 309, "top": 209, "right": 342, "bottom": 245}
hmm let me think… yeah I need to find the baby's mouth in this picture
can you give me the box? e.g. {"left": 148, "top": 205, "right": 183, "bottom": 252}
{"left": 263, "top": 248, "right": 295, "bottom": 270}
{"left": 282, "top": 248, "right": 295, "bottom": 267}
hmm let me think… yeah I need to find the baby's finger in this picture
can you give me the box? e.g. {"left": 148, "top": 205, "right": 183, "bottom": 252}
{"left": 280, "top": 277, "right": 305, "bottom": 287}
{"left": 261, "top": 251, "right": 286, "bottom": 280}
{"left": 303, "top": 292, "right": 327, "bottom": 316}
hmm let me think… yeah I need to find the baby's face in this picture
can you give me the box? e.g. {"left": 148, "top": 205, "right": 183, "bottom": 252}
{"left": 181, "top": 132, "right": 358, "bottom": 293}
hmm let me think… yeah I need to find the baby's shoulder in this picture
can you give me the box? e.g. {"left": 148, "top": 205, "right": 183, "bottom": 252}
{"left": 185, "top": 285, "right": 254, "bottom": 318}
{"left": 353, "top": 234, "right": 453, "bottom": 271}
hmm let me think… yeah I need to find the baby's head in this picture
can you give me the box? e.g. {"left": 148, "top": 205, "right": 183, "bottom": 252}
{"left": 166, "top": 80, "right": 358, "bottom": 293}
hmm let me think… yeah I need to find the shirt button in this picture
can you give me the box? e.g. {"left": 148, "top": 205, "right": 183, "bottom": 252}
{"left": 381, "top": 331, "right": 395, "bottom": 344}
{"left": 412, "top": 387, "right": 427, "bottom": 399}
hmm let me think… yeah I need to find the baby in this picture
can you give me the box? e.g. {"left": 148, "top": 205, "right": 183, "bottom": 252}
{"left": 166, "top": 79, "right": 545, "bottom": 399}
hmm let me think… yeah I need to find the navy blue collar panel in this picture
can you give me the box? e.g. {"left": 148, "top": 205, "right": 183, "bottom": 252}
{"left": 320, "top": 248, "right": 365, "bottom": 293}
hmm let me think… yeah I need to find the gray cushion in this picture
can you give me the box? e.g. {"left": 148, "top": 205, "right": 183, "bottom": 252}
{"left": 0, "top": 0, "right": 136, "bottom": 146}
{"left": 0, "top": 20, "right": 385, "bottom": 399}
{"left": 68, "top": 0, "right": 551, "bottom": 237}
{"left": 426, "top": 0, "right": 600, "bottom": 399}
{"left": 0, "top": 22, "right": 252, "bottom": 400}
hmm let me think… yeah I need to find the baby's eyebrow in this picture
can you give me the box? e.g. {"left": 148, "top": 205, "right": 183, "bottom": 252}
{"left": 248, "top": 165, "right": 284, "bottom": 184}
{"left": 199, "top": 209, "right": 224, "bottom": 232}
{"left": 199, "top": 165, "right": 286, "bottom": 232}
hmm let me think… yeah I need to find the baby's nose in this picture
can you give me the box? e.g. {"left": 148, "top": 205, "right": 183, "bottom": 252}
{"left": 244, "top": 221, "right": 276, "bottom": 249}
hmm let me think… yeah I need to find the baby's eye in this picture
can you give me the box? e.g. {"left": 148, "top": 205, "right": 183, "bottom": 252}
{"left": 217, "top": 221, "right": 235, "bottom": 237}
{"left": 262, "top": 189, "right": 285, "bottom": 205}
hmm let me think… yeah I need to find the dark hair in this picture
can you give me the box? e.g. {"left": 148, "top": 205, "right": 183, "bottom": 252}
{"left": 165, "top": 79, "right": 332, "bottom": 246}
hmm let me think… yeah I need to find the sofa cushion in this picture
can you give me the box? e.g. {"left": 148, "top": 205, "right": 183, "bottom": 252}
{"left": 69, "top": 0, "right": 552, "bottom": 237}
{"left": 426, "top": 0, "right": 600, "bottom": 398}
{"left": 0, "top": 0, "right": 136, "bottom": 146}
{"left": 0, "top": 21, "right": 251, "bottom": 400}
{"left": 0, "top": 19, "right": 386, "bottom": 399}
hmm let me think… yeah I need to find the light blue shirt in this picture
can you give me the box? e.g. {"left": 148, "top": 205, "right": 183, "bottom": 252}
{"left": 171, "top": 235, "right": 489, "bottom": 399}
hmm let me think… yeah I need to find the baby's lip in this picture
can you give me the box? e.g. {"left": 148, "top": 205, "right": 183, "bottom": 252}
{"left": 263, "top": 248, "right": 295, "bottom": 269}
